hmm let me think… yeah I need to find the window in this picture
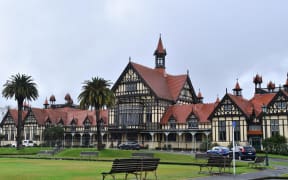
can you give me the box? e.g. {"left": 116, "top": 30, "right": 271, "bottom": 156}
{"left": 71, "top": 121, "right": 76, "bottom": 132}
{"left": 224, "top": 104, "right": 232, "bottom": 111}
{"left": 169, "top": 118, "right": 176, "bottom": 129}
{"left": 275, "top": 102, "right": 286, "bottom": 110}
{"left": 146, "top": 106, "right": 152, "bottom": 123}
{"left": 45, "top": 120, "right": 51, "bottom": 128}
{"left": 271, "top": 119, "right": 279, "bottom": 136}
{"left": 218, "top": 121, "right": 226, "bottom": 141}
{"left": 233, "top": 121, "right": 240, "bottom": 141}
{"left": 187, "top": 116, "right": 198, "bottom": 129}
{"left": 156, "top": 57, "right": 164, "bottom": 66}
{"left": 119, "top": 103, "right": 142, "bottom": 126}
{"left": 126, "top": 83, "right": 137, "bottom": 92}
{"left": 84, "top": 119, "right": 91, "bottom": 131}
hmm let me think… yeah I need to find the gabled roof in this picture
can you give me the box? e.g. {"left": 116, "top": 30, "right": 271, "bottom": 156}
{"left": 1, "top": 107, "right": 108, "bottom": 127}
{"left": 228, "top": 94, "right": 252, "bottom": 117}
{"left": 249, "top": 93, "right": 276, "bottom": 116}
{"left": 160, "top": 103, "right": 216, "bottom": 124}
{"left": 131, "top": 62, "right": 189, "bottom": 101}
{"left": 2, "top": 109, "right": 28, "bottom": 126}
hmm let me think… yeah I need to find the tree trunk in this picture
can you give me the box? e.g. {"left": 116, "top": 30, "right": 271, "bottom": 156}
{"left": 17, "top": 101, "right": 23, "bottom": 150}
{"left": 96, "top": 109, "right": 102, "bottom": 150}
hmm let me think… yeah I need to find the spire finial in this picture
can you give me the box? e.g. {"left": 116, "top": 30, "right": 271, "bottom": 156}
{"left": 129, "top": 56, "right": 131, "bottom": 62}
{"left": 187, "top": 69, "right": 189, "bottom": 75}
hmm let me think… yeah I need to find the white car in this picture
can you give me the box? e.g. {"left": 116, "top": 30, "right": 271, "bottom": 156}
{"left": 22, "top": 140, "right": 34, "bottom": 147}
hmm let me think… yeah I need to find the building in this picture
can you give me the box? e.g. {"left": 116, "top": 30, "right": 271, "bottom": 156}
{"left": 0, "top": 94, "right": 108, "bottom": 147}
{"left": 1, "top": 37, "right": 288, "bottom": 150}
{"left": 108, "top": 37, "right": 215, "bottom": 150}
{"left": 210, "top": 76, "right": 288, "bottom": 150}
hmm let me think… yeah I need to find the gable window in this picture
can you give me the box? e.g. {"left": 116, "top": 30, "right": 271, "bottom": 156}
{"left": 224, "top": 104, "right": 232, "bottom": 111}
{"left": 275, "top": 102, "right": 286, "bottom": 110}
{"left": 187, "top": 116, "right": 198, "bottom": 129}
{"left": 218, "top": 120, "right": 226, "bottom": 141}
{"left": 126, "top": 83, "right": 137, "bottom": 92}
{"left": 271, "top": 119, "right": 279, "bottom": 136}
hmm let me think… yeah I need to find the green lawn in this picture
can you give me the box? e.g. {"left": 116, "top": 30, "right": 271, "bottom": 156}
{"left": 0, "top": 158, "right": 206, "bottom": 180}
{"left": 0, "top": 147, "right": 283, "bottom": 179}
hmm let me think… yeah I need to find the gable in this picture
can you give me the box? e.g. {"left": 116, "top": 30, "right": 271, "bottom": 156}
{"left": 177, "top": 81, "right": 195, "bottom": 103}
{"left": 24, "top": 111, "right": 38, "bottom": 124}
{"left": 212, "top": 95, "right": 245, "bottom": 117}
{"left": 2, "top": 113, "right": 15, "bottom": 125}
{"left": 112, "top": 63, "right": 153, "bottom": 97}
{"left": 267, "top": 91, "right": 288, "bottom": 114}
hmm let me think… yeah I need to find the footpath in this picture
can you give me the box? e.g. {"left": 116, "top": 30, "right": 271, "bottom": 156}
{"left": 191, "top": 159, "right": 288, "bottom": 180}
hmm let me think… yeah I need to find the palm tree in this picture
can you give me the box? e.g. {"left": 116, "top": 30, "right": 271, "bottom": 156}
{"left": 78, "top": 77, "right": 115, "bottom": 150}
{"left": 2, "top": 73, "right": 38, "bottom": 149}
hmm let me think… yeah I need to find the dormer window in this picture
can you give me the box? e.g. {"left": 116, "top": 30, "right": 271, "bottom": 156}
{"left": 45, "top": 120, "right": 51, "bottom": 128}
{"left": 84, "top": 119, "right": 91, "bottom": 131}
{"left": 71, "top": 121, "right": 76, "bottom": 132}
{"left": 169, "top": 117, "right": 176, "bottom": 129}
{"left": 187, "top": 115, "right": 198, "bottom": 129}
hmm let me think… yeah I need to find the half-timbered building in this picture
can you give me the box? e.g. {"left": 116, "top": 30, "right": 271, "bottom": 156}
{"left": 0, "top": 100, "right": 108, "bottom": 147}
{"left": 108, "top": 37, "right": 212, "bottom": 149}
{"left": 209, "top": 75, "right": 288, "bottom": 150}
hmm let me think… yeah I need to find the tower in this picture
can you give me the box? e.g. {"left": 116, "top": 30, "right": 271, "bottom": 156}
{"left": 154, "top": 35, "right": 167, "bottom": 70}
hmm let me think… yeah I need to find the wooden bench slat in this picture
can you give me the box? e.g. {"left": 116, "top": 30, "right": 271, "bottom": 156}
{"left": 102, "top": 158, "right": 160, "bottom": 180}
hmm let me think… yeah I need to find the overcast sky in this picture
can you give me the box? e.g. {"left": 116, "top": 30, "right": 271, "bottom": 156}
{"left": 0, "top": 0, "right": 288, "bottom": 108}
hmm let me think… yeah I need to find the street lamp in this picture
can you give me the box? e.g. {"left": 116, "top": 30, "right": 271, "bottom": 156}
{"left": 261, "top": 104, "right": 269, "bottom": 166}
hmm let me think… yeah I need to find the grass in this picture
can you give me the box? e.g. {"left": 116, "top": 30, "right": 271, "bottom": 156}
{"left": 0, "top": 158, "right": 207, "bottom": 180}
{"left": 0, "top": 147, "right": 285, "bottom": 179}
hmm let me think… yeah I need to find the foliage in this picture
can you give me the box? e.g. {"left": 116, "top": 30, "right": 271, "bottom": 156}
{"left": 43, "top": 126, "right": 64, "bottom": 147}
{"left": 199, "top": 140, "right": 217, "bottom": 151}
{"left": 78, "top": 77, "right": 115, "bottom": 150}
{"left": 262, "top": 134, "right": 288, "bottom": 155}
{"left": 2, "top": 73, "right": 38, "bottom": 150}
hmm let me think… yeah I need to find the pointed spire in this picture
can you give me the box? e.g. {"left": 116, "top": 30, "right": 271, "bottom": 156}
{"left": 154, "top": 34, "right": 166, "bottom": 55}
{"left": 233, "top": 79, "right": 242, "bottom": 96}
{"left": 154, "top": 35, "right": 167, "bottom": 71}
{"left": 43, "top": 97, "right": 49, "bottom": 109}
{"left": 197, "top": 89, "right": 204, "bottom": 103}
{"left": 216, "top": 95, "right": 220, "bottom": 103}
{"left": 283, "top": 72, "right": 288, "bottom": 91}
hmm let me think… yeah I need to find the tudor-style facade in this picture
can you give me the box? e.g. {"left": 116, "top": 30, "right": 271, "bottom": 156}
{"left": 108, "top": 37, "right": 207, "bottom": 149}
{"left": 1, "top": 37, "right": 288, "bottom": 151}
{"left": 0, "top": 102, "right": 109, "bottom": 147}
{"left": 210, "top": 75, "right": 288, "bottom": 150}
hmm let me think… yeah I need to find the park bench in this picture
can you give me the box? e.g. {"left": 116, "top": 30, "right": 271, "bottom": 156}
{"left": 80, "top": 151, "right": 99, "bottom": 158}
{"left": 248, "top": 156, "right": 266, "bottom": 168}
{"left": 38, "top": 147, "right": 62, "bottom": 156}
{"left": 101, "top": 158, "right": 160, "bottom": 180}
{"left": 198, "top": 155, "right": 232, "bottom": 174}
{"left": 131, "top": 152, "right": 154, "bottom": 158}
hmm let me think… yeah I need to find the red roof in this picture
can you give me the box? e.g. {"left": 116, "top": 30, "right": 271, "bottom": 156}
{"left": 249, "top": 93, "right": 276, "bottom": 116}
{"left": 154, "top": 36, "right": 166, "bottom": 55}
{"left": 160, "top": 103, "right": 216, "bottom": 124}
{"left": 3, "top": 107, "right": 108, "bottom": 126}
{"left": 131, "top": 62, "right": 188, "bottom": 101}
